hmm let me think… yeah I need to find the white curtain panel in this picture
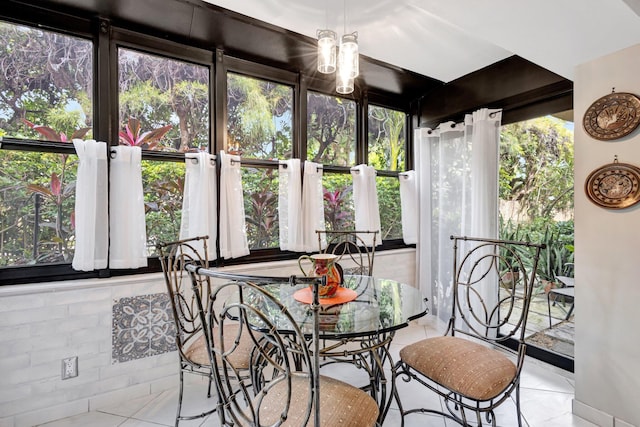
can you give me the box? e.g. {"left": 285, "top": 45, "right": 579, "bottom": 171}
{"left": 108, "top": 146, "right": 147, "bottom": 269}
{"left": 301, "top": 161, "right": 325, "bottom": 251}
{"left": 399, "top": 170, "right": 418, "bottom": 244}
{"left": 71, "top": 139, "right": 108, "bottom": 271}
{"left": 278, "top": 158, "right": 303, "bottom": 252}
{"left": 219, "top": 150, "right": 249, "bottom": 259}
{"left": 414, "top": 108, "right": 502, "bottom": 324}
{"left": 351, "top": 164, "right": 381, "bottom": 247}
{"left": 180, "top": 152, "right": 218, "bottom": 259}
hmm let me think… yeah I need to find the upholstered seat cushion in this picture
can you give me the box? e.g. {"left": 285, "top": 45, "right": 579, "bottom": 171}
{"left": 257, "top": 374, "right": 379, "bottom": 426}
{"left": 400, "top": 336, "right": 516, "bottom": 401}
{"left": 183, "top": 323, "right": 252, "bottom": 369}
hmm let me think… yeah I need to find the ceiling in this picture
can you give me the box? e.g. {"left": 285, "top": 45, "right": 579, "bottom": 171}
{"left": 202, "top": 0, "right": 640, "bottom": 83}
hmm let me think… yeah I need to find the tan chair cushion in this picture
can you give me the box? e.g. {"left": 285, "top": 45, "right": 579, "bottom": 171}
{"left": 183, "top": 323, "right": 253, "bottom": 369}
{"left": 257, "top": 374, "right": 379, "bottom": 426}
{"left": 400, "top": 336, "right": 516, "bottom": 401}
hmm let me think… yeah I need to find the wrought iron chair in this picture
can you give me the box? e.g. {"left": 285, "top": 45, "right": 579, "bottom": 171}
{"left": 157, "top": 236, "right": 254, "bottom": 426}
{"left": 185, "top": 265, "right": 380, "bottom": 427}
{"left": 391, "top": 236, "right": 544, "bottom": 426}
{"left": 316, "top": 230, "right": 379, "bottom": 276}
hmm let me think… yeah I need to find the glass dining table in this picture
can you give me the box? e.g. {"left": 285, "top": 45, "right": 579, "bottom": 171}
{"left": 256, "top": 274, "right": 429, "bottom": 424}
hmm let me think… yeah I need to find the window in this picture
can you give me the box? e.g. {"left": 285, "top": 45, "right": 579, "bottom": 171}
{"left": 499, "top": 112, "right": 575, "bottom": 362}
{"left": 117, "top": 47, "right": 210, "bottom": 255}
{"left": 226, "top": 73, "right": 293, "bottom": 159}
{"left": 368, "top": 105, "right": 406, "bottom": 171}
{"left": 0, "top": 11, "right": 412, "bottom": 283}
{"left": 307, "top": 91, "right": 356, "bottom": 166}
{"left": 118, "top": 47, "right": 210, "bottom": 152}
{"left": 307, "top": 91, "right": 357, "bottom": 230}
{"left": 0, "top": 21, "right": 92, "bottom": 268}
{"left": 226, "top": 72, "right": 294, "bottom": 249}
{"left": 368, "top": 105, "right": 406, "bottom": 240}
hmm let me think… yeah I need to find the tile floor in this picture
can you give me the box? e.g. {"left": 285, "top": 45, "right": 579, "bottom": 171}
{"left": 38, "top": 317, "right": 595, "bottom": 427}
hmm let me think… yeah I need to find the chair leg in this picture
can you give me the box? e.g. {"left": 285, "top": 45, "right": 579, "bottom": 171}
{"left": 175, "top": 369, "right": 184, "bottom": 427}
{"left": 207, "top": 374, "right": 212, "bottom": 398}
{"left": 389, "top": 362, "right": 406, "bottom": 427}
{"left": 515, "top": 383, "right": 523, "bottom": 427}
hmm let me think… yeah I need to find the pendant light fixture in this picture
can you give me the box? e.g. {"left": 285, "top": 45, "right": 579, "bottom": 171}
{"left": 316, "top": 0, "right": 359, "bottom": 94}
{"left": 317, "top": 29, "right": 337, "bottom": 74}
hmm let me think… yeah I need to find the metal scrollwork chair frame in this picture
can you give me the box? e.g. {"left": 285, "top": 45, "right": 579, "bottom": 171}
{"left": 316, "top": 230, "right": 379, "bottom": 276}
{"left": 392, "top": 235, "right": 545, "bottom": 426}
{"left": 185, "top": 266, "right": 380, "bottom": 427}
{"left": 157, "top": 236, "right": 215, "bottom": 426}
{"left": 158, "top": 236, "right": 255, "bottom": 426}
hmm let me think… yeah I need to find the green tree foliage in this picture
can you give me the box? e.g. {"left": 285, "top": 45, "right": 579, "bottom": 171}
{"left": 499, "top": 116, "right": 575, "bottom": 285}
{"left": 307, "top": 93, "right": 356, "bottom": 166}
{"left": 227, "top": 73, "right": 292, "bottom": 159}
{"left": 500, "top": 116, "right": 574, "bottom": 221}
{"left": 368, "top": 106, "right": 405, "bottom": 171}
{"left": 0, "top": 22, "right": 93, "bottom": 135}
{"left": 118, "top": 48, "right": 209, "bottom": 152}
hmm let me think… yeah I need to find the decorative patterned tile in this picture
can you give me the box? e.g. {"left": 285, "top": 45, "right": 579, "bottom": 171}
{"left": 112, "top": 293, "right": 176, "bottom": 363}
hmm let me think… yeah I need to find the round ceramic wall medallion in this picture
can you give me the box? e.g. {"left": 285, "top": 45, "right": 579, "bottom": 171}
{"left": 583, "top": 92, "right": 640, "bottom": 141}
{"left": 585, "top": 161, "right": 640, "bottom": 209}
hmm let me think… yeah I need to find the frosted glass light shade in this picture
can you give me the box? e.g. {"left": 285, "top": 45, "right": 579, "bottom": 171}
{"left": 336, "top": 66, "right": 354, "bottom": 94}
{"left": 338, "top": 32, "right": 359, "bottom": 79}
{"left": 317, "top": 29, "right": 337, "bottom": 74}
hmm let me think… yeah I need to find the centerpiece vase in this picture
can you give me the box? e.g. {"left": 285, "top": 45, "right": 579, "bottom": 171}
{"left": 297, "top": 253, "right": 343, "bottom": 298}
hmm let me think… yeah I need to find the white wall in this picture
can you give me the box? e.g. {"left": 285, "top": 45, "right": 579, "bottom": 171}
{"left": 0, "top": 248, "right": 415, "bottom": 427}
{"left": 573, "top": 43, "right": 640, "bottom": 427}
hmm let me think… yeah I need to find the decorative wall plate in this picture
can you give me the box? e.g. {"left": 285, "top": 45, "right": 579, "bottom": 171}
{"left": 585, "top": 160, "right": 640, "bottom": 209}
{"left": 583, "top": 92, "right": 640, "bottom": 140}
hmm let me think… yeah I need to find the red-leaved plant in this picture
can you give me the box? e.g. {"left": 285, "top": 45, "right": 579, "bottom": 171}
{"left": 22, "top": 119, "right": 90, "bottom": 142}
{"left": 119, "top": 117, "right": 172, "bottom": 150}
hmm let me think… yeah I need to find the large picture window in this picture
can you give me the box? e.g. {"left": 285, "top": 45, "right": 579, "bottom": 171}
{"left": 118, "top": 47, "right": 210, "bottom": 153}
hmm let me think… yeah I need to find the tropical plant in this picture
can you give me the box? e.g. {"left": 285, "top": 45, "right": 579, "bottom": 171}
{"left": 22, "top": 119, "right": 90, "bottom": 142}
{"left": 323, "top": 186, "right": 352, "bottom": 231}
{"left": 118, "top": 117, "right": 172, "bottom": 150}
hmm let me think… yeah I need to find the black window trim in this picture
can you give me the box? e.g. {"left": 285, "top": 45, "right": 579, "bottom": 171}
{"left": 0, "top": 5, "right": 424, "bottom": 286}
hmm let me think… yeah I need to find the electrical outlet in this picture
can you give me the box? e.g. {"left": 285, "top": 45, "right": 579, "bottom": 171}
{"left": 61, "top": 356, "right": 78, "bottom": 380}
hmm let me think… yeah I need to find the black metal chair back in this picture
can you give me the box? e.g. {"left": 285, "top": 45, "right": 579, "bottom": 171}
{"left": 157, "top": 236, "right": 216, "bottom": 426}
{"left": 186, "top": 266, "right": 380, "bottom": 427}
{"left": 392, "top": 235, "right": 545, "bottom": 427}
{"left": 449, "top": 235, "right": 544, "bottom": 344}
{"left": 316, "top": 230, "right": 378, "bottom": 276}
